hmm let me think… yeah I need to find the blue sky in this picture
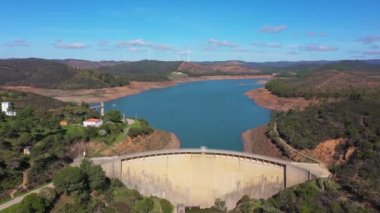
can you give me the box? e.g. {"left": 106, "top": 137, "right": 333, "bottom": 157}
{"left": 1, "top": 0, "right": 380, "bottom": 61}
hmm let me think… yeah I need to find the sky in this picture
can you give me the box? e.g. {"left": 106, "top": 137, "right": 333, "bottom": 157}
{"left": 1, "top": 0, "right": 380, "bottom": 62}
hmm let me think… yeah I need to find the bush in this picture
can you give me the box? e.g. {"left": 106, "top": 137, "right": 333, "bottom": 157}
{"left": 53, "top": 167, "right": 86, "bottom": 194}
{"left": 80, "top": 159, "right": 107, "bottom": 191}
{"left": 19, "top": 193, "right": 49, "bottom": 213}
{"left": 127, "top": 119, "right": 153, "bottom": 138}
{"left": 104, "top": 110, "right": 122, "bottom": 123}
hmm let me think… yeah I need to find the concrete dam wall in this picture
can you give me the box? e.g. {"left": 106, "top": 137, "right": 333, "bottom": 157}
{"left": 91, "top": 149, "right": 329, "bottom": 209}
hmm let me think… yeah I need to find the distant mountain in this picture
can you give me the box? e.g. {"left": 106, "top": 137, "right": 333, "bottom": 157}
{"left": 178, "top": 62, "right": 259, "bottom": 75}
{"left": 0, "top": 58, "right": 129, "bottom": 89}
{"left": 98, "top": 60, "right": 182, "bottom": 81}
{"left": 1, "top": 58, "right": 379, "bottom": 89}
{"left": 56, "top": 59, "right": 124, "bottom": 69}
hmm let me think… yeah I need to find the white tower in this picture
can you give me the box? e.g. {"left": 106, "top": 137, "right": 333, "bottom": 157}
{"left": 100, "top": 102, "right": 105, "bottom": 117}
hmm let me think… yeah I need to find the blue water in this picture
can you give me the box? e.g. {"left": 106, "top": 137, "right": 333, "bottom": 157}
{"left": 104, "top": 79, "right": 270, "bottom": 151}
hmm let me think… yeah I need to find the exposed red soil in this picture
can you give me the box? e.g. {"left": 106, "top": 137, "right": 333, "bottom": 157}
{"left": 241, "top": 125, "right": 289, "bottom": 160}
{"left": 299, "top": 138, "right": 356, "bottom": 167}
{"left": 245, "top": 88, "right": 318, "bottom": 111}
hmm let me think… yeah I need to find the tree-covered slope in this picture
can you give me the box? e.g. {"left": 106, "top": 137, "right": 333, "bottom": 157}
{"left": 272, "top": 93, "right": 380, "bottom": 208}
{"left": 265, "top": 60, "right": 380, "bottom": 99}
{"left": 98, "top": 60, "right": 182, "bottom": 81}
{"left": 0, "top": 58, "right": 129, "bottom": 89}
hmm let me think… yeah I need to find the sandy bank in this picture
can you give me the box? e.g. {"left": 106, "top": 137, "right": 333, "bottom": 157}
{"left": 241, "top": 125, "right": 288, "bottom": 160}
{"left": 3, "top": 75, "right": 272, "bottom": 103}
{"left": 245, "top": 88, "right": 318, "bottom": 111}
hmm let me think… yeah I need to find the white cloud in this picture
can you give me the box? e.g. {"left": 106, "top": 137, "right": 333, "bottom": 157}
{"left": 299, "top": 44, "right": 338, "bottom": 52}
{"left": 115, "top": 39, "right": 176, "bottom": 51}
{"left": 206, "top": 38, "right": 239, "bottom": 51}
{"left": 251, "top": 42, "right": 282, "bottom": 48}
{"left": 6, "top": 39, "right": 29, "bottom": 47}
{"left": 260, "top": 25, "right": 288, "bottom": 33}
{"left": 306, "top": 31, "right": 328, "bottom": 37}
{"left": 358, "top": 35, "right": 380, "bottom": 44}
{"left": 53, "top": 41, "right": 89, "bottom": 49}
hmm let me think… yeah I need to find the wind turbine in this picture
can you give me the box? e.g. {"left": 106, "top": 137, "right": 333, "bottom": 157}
{"left": 148, "top": 48, "right": 151, "bottom": 61}
{"left": 187, "top": 48, "right": 191, "bottom": 63}
{"left": 124, "top": 52, "right": 127, "bottom": 63}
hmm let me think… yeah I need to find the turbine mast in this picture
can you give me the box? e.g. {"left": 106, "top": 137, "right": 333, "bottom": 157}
{"left": 187, "top": 48, "right": 191, "bottom": 63}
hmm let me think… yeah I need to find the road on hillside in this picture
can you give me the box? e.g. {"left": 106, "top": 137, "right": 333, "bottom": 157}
{"left": 0, "top": 183, "right": 53, "bottom": 211}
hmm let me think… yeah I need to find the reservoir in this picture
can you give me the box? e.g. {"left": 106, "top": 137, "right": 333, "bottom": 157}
{"left": 104, "top": 79, "right": 270, "bottom": 151}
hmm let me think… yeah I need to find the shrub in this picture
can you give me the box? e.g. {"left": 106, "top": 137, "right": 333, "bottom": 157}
{"left": 53, "top": 167, "right": 86, "bottom": 194}
{"left": 19, "top": 193, "right": 49, "bottom": 213}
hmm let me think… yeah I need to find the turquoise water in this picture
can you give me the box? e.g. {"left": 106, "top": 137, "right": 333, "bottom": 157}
{"left": 104, "top": 79, "right": 270, "bottom": 151}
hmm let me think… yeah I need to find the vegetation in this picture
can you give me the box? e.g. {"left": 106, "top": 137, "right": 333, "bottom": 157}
{"left": 98, "top": 60, "right": 182, "bottom": 81}
{"left": 0, "top": 89, "right": 151, "bottom": 203}
{"left": 188, "top": 179, "right": 369, "bottom": 213}
{"left": 127, "top": 119, "right": 154, "bottom": 138}
{"left": 270, "top": 93, "right": 380, "bottom": 208}
{"left": 265, "top": 61, "right": 380, "bottom": 99}
{"left": 0, "top": 58, "right": 129, "bottom": 89}
{"left": 231, "top": 179, "right": 369, "bottom": 213}
{"left": 263, "top": 62, "right": 380, "bottom": 210}
{"left": 2, "top": 160, "right": 173, "bottom": 213}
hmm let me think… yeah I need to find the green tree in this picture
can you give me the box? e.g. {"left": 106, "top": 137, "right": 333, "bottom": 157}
{"left": 15, "top": 132, "right": 32, "bottom": 148}
{"left": 39, "top": 187, "right": 57, "bottom": 205}
{"left": 134, "top": 197, "right": 154, "bottom": 213}
{"left": 0, "top": 111, "right": 6, "bottom": 121}
{"left": 53, "top": 167, "right": 87, "bottom": 194}
{"left": 80, "top": 159, "right": 107, "bottom": 191}
{"left": 104, "top": 110, "right": 122, "bottom": 123}
{"left": 19, "top": 193, "right": 49, "bottom": 213}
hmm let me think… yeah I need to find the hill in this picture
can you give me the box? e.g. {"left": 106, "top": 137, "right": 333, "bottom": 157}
{"left": 178, "top": 61, "right": 260, "bottom": 76}
{"left": 262, "top": 61, "right": 380, "bottom": 209}
{"left": 98, "top": 60, "right": 263, "bottom": 81}
{"left": 265, "top": 60, "right": 380, "bottom": 98}
{"left": 56, "top": 59, "right": 124, "bottom": 69}
{"left": 98, "top": 60, "right": 182, "bottom": 81}
{"left": 0, "top": 58, "right": 129, "bottom": 89}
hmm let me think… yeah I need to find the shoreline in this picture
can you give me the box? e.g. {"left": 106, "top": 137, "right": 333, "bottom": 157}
{"left": 241, "top": 125, "right": 289, "bottom": 160}
{"left": 2, "top": 75, "right": 272, "bottom": 103}
{"left": 245, "top": 88, "right": 318, "bottom": 111}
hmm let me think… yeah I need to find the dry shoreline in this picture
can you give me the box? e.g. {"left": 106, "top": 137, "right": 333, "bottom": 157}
{"left": 245, "top": 88, "right": 318, "bottom": 111}
{"left": 241, "top": 126, "right": 289, "bottom": 160}
{"left": 2, "top": 75, "right": 272, "bottom": 103}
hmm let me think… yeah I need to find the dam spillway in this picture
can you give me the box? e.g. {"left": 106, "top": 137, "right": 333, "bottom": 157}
{"left": 90, "top": 149, "right": 330, "bottom": 209}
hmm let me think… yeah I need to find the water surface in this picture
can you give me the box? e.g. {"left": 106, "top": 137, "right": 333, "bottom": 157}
{"left": 105, "top": 79, "right": 270, "bottom": 151}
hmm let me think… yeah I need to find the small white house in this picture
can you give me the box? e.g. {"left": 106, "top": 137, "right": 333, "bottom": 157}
{"left": 1, "top": 102, "right": 16, "bottom": 116}
{"left": 83, "top": 118, "right": 103, "bottom": 127}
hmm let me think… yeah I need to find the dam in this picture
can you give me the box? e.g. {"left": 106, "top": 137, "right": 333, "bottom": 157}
{"left": 91, "top": 149, "right": 330, "bottom": 209}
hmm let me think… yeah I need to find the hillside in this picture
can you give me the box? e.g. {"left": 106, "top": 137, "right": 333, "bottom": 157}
{"left": 0, "top": 58, "right": 129, "bottom": 89}
{"left": 178, "top": 62, "right": 260, "bottom": 76}
{"left": 98, "top": 60, "right": 182, "bottom": 81}
{"left": 262, "top": 62, "right": 380, "bottom": 210}
{"left": 265, "top": 60, "right": 380, "bottom": 98}
{"left": 56, "top": 59, "right": 124, "bottom": 69}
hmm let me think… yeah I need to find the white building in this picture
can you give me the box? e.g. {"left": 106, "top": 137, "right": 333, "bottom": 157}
{"left": 1, "top": 102, "right": 16, "bottom": 116}
{"left": 83, "top": 118, "right": 103, "bottom": 127}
